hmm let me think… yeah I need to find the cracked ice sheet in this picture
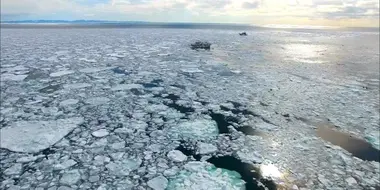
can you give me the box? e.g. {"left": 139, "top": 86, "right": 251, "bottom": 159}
{"left": 0, "top": 28, "right": 378, "bottom": 190}
{"left": 0, "top": 117, "right": 84, "bottom": 153}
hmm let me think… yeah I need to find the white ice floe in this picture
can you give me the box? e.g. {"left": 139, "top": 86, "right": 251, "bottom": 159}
{"left": 0, "top": 117, "right": 84, "bottom": 153}
{"left": 147, "top": 175, "right": 168, "bottom": 190}
{"left": 111, "top": 84, "right": 143, "bottom": 91}
{"left": 79, "top": 67, "right": 114, "bottom": 73}
{"left": 256, "top": 122, "right": 278, "bottom": 131}
{"left": 167, "top": 150, "right": 187, "bottom": 162}
{"left": 167, "top": 161, "right": 245, "bottom": 190}
{"left": 63, "top": 83, "right": 91, "bottom": 89}
{"left": 1, "top": 73, "right": 28, "bottom": 81}
{"left": 92, "top": 129, "right": 110, "bottom": 138}
{"left": 60, "top": 169, "right": 81, "bottom": 185}
{"left": 60, "top": 99, "right": 79, "bottom": 106}
{"left": 180, "top": 67, "right": 204, "bottom": 73}
{"left": 50, "top": 70, "right": 74, "bottom": 77}
{"left": 105, "top": 158, "right": 142, "bottom": 176}
{"left": 236, "top": 149, "right": 263, "bottom": 164}
{"left": 54, "top": 159, "right": 77, "bottom": 170}
{"left": 85, "top": 97, "right": 110, "bottom": 105}
{"left": 197, "top": 142, "right": 218, "bottom": 155}
{"left": 79, "top": 58, "right": 97, "bottom": 63}
{"left": 4, "top": 163, "right": 23, "bottom": 176}
{"left": 169, "top": 119, "right": 218, "bottom": 140}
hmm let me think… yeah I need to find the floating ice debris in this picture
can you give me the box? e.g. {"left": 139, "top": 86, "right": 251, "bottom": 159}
{"left": 79, "top": 67, "right": 114, "bottom": 73}
{"left": 39, "top": 84, "right": 62, "bottom": 94}
{"left": 180, "top": 67, "right": 204, "bottom": 73}
{"left": 197, "top": 142, "right": 218, "bottom": 155}
{"left": 1, "top": 73, "right": 28, "bottom": 81}
{"left": 147, "top": 175, "right": 168, "bottom": 190}
{"left": 54, "top": 159, "right": 77, "bottom": 170}
{"left": 92, "top": 129, "right": 109, "bottom": 138}
{"left": 79, "top": 58, "right": 97, "bottom": 63}
{"left": 105, "top": 159, "right": 141, "bottom": 176}
{"left": 111, "top": 84, "right": 143, "bottom": 91}
{"left": 236, "top": 149, "right": 263, "bottom": 164}
{"left": 0, "top": 117, "right": 84, "bottom": 153}
{"left": 4, "top": 163, "right": 22, "bottom": 175}
{"left": 256, "top": 122, "right": 278, "bottom": 131}
{"left": 63, "top": 83, "right": 91, "bottom": 89}
{"left": 169, "top": 119, "right": 219, "bottom": 140}
{"left": 50, "top": 70, "right": 74, "bottom": 77}
{"left": 60, "top": 99, "right": 79, "bottom": 106}
{"left": 85, "top": 97, "right": 110, "bottom": 105}
{"left": 16, "top": 155, "right": 41, "bottom": 163}
{"left": 167, "top": 150, "right": 187, "bottom": 162}
{"left": 167, "top": 161, "right": 245, "bottom": 190}
{"left": 190, "top": 41, "right": 211, "bottom": 50}
{"left": 60, "top": 169, "right": 81, "bottom": 185}
{"left": 345, "top": 177, "right": 357, "bottom": 186}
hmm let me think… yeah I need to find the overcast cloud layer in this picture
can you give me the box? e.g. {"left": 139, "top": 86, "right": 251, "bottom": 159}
{"left": 1, "top": 0, "right": 379, "bottom": 27}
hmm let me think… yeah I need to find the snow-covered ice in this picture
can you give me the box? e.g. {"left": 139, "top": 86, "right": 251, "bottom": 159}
{"left": 0, "top": 27, "right": 378, "bottom": 190}
{"left": 50, "top": 70, "right": 74, "bottom": 77}
{"left": 0, "top": 117, "right": 84, "bottom": 153}
{"left": 167, "top": 150, "right": 187, "bottom": 162}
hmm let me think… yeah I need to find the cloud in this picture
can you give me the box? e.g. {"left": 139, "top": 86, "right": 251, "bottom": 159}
{"left": 0, "top": 0, "right": 379, "bottom": 26}
{"left": 242, "top": 1, "right": 259, "bottom": 9}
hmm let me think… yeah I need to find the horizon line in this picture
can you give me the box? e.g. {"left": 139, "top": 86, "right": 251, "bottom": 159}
{"left": 1, "top": 20, "right": 379, "bottom": 29}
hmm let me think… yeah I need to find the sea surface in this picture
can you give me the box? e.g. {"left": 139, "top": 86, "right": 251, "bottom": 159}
{"left": 0, "top": 23, "right": 379, "bottom": 189}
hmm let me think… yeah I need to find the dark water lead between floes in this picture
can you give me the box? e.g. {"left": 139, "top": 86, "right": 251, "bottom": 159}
{"left": 176, "top": 143, "right": 277, "bottom": 190}
{"left": 317, "top": 124, "right": 379, "bottom": 162}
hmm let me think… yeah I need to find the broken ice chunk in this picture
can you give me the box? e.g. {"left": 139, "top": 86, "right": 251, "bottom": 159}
{"left": 168, "top": 119, "right": 218, "bottom": 140}
{"left": 111, "top": 84, "right": 143, "bottom": 91}
{"left": 1, "top": 73, "right": 28, "bottom": 81}
{"left": 147, "top": 175, "right": 168, "bottom": 190}
{"left": 0, "top": 117, "right": 84, "bottom": 153}
{"left": 167, "top": 161, "right": 245, "bottom": 190}
{"left": 60, "top": 99, "right": 79, "bottom": 106}
{"left": 167, "top": 150, "right": 187, "bottom": 162}
{"left": 50, "top": 70, "right": 74, "bottom": 77}
{"left": 197, "top": 142, "right": 218, "bottom": 155}
{"left": 85, "top": 97, "right": 110, "bottom": 105}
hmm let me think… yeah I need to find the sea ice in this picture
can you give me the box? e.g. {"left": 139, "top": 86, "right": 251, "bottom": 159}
{"left": 111, "top": 84, "right": 143, "bottom": 91}
{"left": 197, "top": 142, "right": 218, "bottom": 155}
{"left": 0, "top": 117, "right": 84, "bottom": 153}
{"left": 79, "top": 67, "right": 114, "bottom": 73}
{"left": 60, "top": 99, "right": 79, "bottom": 106}
{"left": 167, "top": 150, "right": 187, "bottom": 162}
{"left": 50, "top": 70, "right": 74, "bottom": 77}
{"left": 92, "top": 129, "right": 109, "bottom": 138}
{"left": 1, "top": 73, "right": 28, "bottom": 81}
{"left": 167, "top": 161, "right": 245, "bottom": 190}
{"left": 169, "top": 119, "right": 219, "bottom": 140}
{"left": 85, "top": 97, "right": 110, "bottom": 105}
{"left": 63, "top": 83, "right": 91, "bottom": 89}
{"left": 147, "top": 175, "right": 168, "bottom": 190}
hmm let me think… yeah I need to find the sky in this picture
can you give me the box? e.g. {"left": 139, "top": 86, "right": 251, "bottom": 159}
{"left": 1, "top": 0, "right": 379, "bottom": 27}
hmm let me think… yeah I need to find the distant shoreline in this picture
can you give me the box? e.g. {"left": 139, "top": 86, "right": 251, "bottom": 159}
{"left": 1, "top": 21, "right": 378, "bottom": 32}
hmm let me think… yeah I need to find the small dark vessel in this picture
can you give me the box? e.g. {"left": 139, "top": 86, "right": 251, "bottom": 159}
{"left": 239, "top": 32, "right": 247, "bottom": 36}
{"left": 190, "top": 41, "right": 211, "bottom": 50}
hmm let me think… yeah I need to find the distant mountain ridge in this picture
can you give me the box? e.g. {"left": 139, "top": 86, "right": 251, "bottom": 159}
{"left": 1, "top": 20, "right": 148, "bottom": 24}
